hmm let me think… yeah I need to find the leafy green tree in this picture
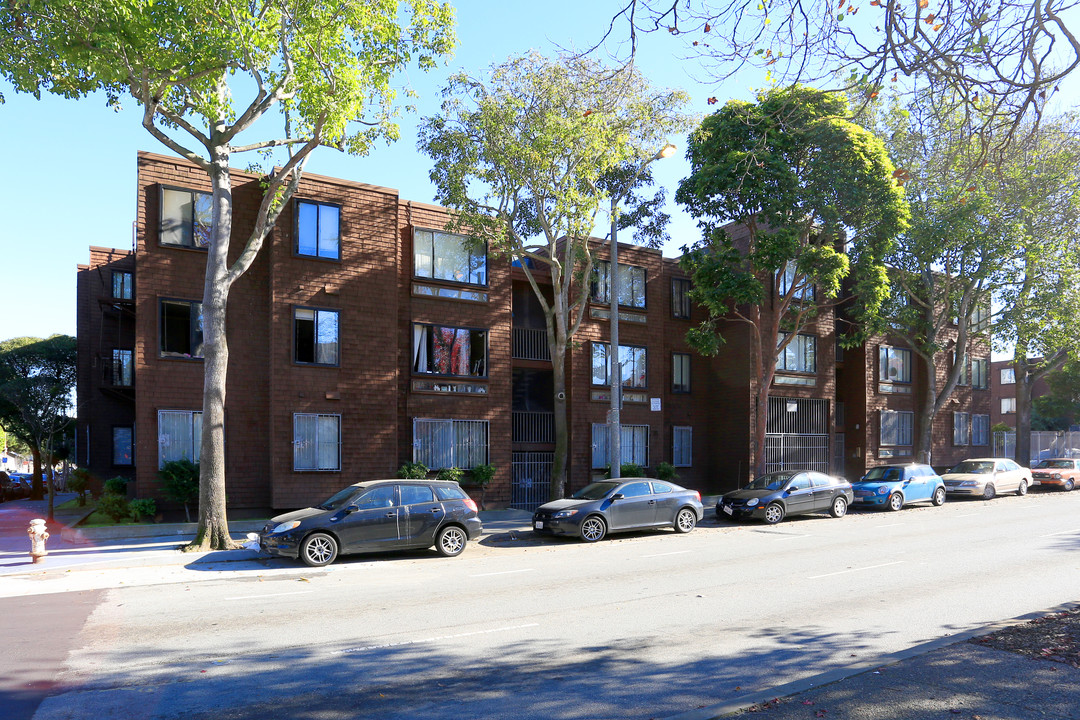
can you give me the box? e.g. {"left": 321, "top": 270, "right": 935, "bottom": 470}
{"left": 0, "top": 1, "right": 455, "bottom": 549}
{"left": 870, "top": 95, "right": 1023, "bottom": 463}
{"left": 676, "top": 85, "right": 908, "bottom": 477}
{"left": 420, "top": 52, "right": 692, "bottom": 499}
{"left": 0, "top": 336, "right": 76, "bottom": 514}
{"left": 159, "top": 459, "right": 200, "bottom": 522}
{"left": 1033, "top": 361, "right": 1080, "bottom": 431}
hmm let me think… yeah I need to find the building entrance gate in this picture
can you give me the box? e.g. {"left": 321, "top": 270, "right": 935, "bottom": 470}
{"left": 764, "top": 397, "right": 831, "bottom": 474}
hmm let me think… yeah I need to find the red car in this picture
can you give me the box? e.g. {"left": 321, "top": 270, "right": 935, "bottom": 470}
{"left": 1031, "top": 458, "right": 1080, "bottom": 491}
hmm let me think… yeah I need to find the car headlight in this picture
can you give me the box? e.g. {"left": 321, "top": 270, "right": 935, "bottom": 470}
{"left": 1053, "top": 473, "right": 1063, "bottom": 480}
{"left": 745, "top": 497, "right": 759, "bottom": 507}
{"left": 960, "top": 480, "right": 979, "bottom": 487}
{"left": 876, "top": 486, "right": 889, "bottom": 495}
{"left": 270, "top": 520, "right": 301, "bottom": 534}
{"left": 553, "top": 509, "right": 579, "bottom": 519}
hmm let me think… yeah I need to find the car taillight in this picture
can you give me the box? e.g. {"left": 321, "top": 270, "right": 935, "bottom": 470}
{"left": 694, "top": 491, "right": 701, "bottom": 502}
{"left": 464, "top": 499, "right": 478, "bottom": 512}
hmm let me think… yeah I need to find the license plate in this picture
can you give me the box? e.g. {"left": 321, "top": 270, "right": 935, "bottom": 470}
{"left": 534, "top": 521, "right": 544, "bottom": 529}
{"left": 722, "top": 505, "right": 733, "bottom": 516}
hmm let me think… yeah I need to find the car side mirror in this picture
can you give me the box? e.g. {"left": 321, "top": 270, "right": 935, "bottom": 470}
{"left": 610, "top": 493, "right": 624, "bottom": 501}
{"left": 345, "top": 504, "right": 359, "bottom": 514}
{"left": 787, "top": 485, "right": 800, "bottom": 492}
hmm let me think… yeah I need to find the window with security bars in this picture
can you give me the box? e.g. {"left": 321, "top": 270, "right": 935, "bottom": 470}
{"left": 294, "top": 414, "right": 341, "bottom": 471}
{"left": 591, "top": 423, "right": 649, "bottom": 469}
{"left": 158, "top": 410, "right": 201, "bottom": 469}
{"left": 672, "top": 426, "right": 692, "bottom": 467}
{"left": 413, "top": 418, "right": 488, "bottom": 469}
{"left": 972, "top": 414, "right": 990, "bottom": 446}
{"left": 953, "top": 412, "right": 970, "bottom": 445}
{"left": 879, "top": 410, "right": 913, "bottom": 447}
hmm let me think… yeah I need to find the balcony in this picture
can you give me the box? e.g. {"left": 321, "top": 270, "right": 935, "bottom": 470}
{"left": 512, "top": 411, "right": 554, "bottom": 444}
{"left": 512, "top": 327, "right": 550, "bottom": 362}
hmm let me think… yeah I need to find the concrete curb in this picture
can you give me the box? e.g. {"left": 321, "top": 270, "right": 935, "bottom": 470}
{"left": 664, "top": 599, "right": 1080, "bottom": 719}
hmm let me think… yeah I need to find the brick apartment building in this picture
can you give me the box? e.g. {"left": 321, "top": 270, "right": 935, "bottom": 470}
{"left": 76, "top": 152, "right": 991, "bottom": 514}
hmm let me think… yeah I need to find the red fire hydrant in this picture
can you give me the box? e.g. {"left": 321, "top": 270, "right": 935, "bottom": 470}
{"left": 28, "top": 519, "right": 49, "bottom": 563}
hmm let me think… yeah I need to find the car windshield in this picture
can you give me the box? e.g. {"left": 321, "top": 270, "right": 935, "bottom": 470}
{"left": 948, "top": 461, "right": 994, "bottom": 474}
{"left": 747, "top": 472, "right": 794, "bottom": 491}
{"left": 1037, "top": 460, "right": 1075, "bottom": 469}
{"left": 860, "top": 467, "right": 902, "bottom": 482}
{"left": 571, "top": 481, "right": 619, "bottom": 500}
{"left": 316, "top": 485, "right": 361, "bottom": 511}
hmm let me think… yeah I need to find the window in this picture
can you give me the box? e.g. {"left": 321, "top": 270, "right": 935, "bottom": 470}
{"left": 971, "top": 304, "right": 990, "bottom": 333}
{"left": 1001, "top": 397, "right": 1017, "bottom": 414}
{"left": 777, "top": 333, "right": 817, "bottom": 374}
{"left": 673, "top": 426, "right": 692, "bottom": 467}
{"left": 296, "top": 200, "right": 340, "bottom": 259}
{"left": 777, "top": 261, "right": 815, "bottom": 301}
{"left": 294, "top": 308, "right": 340, "bottom": 365}
{"left": 591, "top": 423, "right": 649, "bottom": 468}
{"left": 1000, "top": 367, "right": 1016, "bottom": 384}
{"left": 160, "top": 300, "right": 203, "bottom": 359}
{"left": 112, "top": 271, "right": 133, "bottom": 300}
{"left": 356, "top": 485, "right": 396, "bottom": 509}
{"left": 879, "top": 346, "right": 912, "bottom": 384}
{"left": 158, "top": 410, "right": 201, "bottom": 468}
{"left": 836, "top": 401, "right": 846, "bottom": 427}
{"left": 591, "top": 342, "right": 647, "bottom": 388}
{"left": 413, "top": 418, "right": 488, "bottom": 469}
{"left": 591, "top": 260, "right": 646, "bottom": 308}
{"left": 113, "top": 426, "right": 133, "bottom": 466}
{"left": 880, "top": 410, "right": 913, "bottom": 447}
{"left": 953, "top": 411, "right": 970, "bottom": 445}
{"left": 413, "top": 228, "right": 486, "bottom": 285}
{"left": 160, "top": 187, "right": 212, "bottom": 248}
{"left": 971, "top": 358, "right": 989, "bottom": 389}
{"left": 672, "top": 353, "right": 691, "bottom": 393}
{"left": 412, "top": 324, "right": 487, "bottom": 377}
{"left": 952, "top": 352, "right": 969, "bottom": 386}
{"left": 972, "top": 414, "right": 990, "bottom": 446}
{"left": 671, "top": 278, "right": 691, "bottom": 319}
{"left": 399, "top": 484, "right": 435, "bottom": 505}
{"left": 111, "top": 349, "right": 133, "bottom": 386}
{"left": 294, "top": 414, "right": 341, "bottom": 471}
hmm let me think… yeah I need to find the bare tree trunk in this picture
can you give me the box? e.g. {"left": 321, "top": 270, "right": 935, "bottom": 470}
{"left": 550, "top": 345, "right": 568, "bottom": 500}
{"left": 188, "top": 149, "right": 238, "bottom": 552}
{"left": 915, "top": 359, "right": 937, "bottom": 465}
{"left": 1015, "top": 363, "right": 1035, "bottom": 466}
{"left": 30, "top": 445, "right": 43, "bottom": 501}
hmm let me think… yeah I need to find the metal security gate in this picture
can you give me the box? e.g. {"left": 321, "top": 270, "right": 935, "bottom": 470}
{"left": 994, "top": 430, "right": 1080, "bottom": 463}
{"left": 510, "top": 452, "right": 552, "bottom": 511}
{"left": 764, "top": 396, "right": 830, "bottom": 473}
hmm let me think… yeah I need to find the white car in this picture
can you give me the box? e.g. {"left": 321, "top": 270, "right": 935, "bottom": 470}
{"left": 942, "top": 458, "right": 1032, "bottom": 500}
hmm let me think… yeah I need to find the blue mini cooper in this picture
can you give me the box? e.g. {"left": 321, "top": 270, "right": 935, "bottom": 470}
{"left": 851, "top": 463, "right": 946, "bottom": 511}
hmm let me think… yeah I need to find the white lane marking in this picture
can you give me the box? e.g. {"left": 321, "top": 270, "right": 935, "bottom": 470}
{"left": 224, "top": 590, "right": 314, "bottom": 601}
{"left": 342, "top": 623, "right": 539, "bottom": 654}
{"left": 808, "top": 561, "right": 904, "bottom": 580}
{"left": 876, "top": 523, "right": 904, "bottom": 528}
{"left": 1040, "top": 528, "right": 1080, "bottom": 538}
{"left": 642, "top": 550, "right": 692, "bottom": 558}
{"left": 469, "top": 568, "right": 534, "bottom": 578}
{"left": 954, "top": 513, "right": 978, "bottom": 518}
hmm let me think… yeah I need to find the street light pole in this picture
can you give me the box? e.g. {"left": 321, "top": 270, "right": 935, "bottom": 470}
{"left": 608, "top": 143, "right": 676, "bottom": 479}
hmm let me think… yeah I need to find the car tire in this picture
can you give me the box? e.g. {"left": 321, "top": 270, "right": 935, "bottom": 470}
{"left": 887, "top": 493, "right": 904, "bottom": 512}
{"left": 435, "top": 525, "right": 468, "bottom": 557}
{"left": 983, "top": 484, "right": 996, "bottom": 501}
{"left": 1065, "top": 479, "right": 1076, "bottom": 492}
{"left": 763, "top": 502, "right": 785, "bottom": 525}
{"left": 299, "top": 532, "right": 338, "bottom": 567}
{"left": 830, "top": 496, "right": 848, "bottom": 518}
{"left": 579, "top": 515, "right": 607, "bottom": 543}
{"left": 1017, "top": 480, "right": 1028, "bottom": 496}
{"left": 932, "top": 487, "right": 946, "bottom": 506}
{"left": 674, "top": 507, "right": 697, "bottom": 533}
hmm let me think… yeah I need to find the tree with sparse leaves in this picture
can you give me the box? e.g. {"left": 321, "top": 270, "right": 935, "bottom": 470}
{"left": 420, "top": 53, "right": 692, "bottom": 499}
{"left": 0, "top": 0, "right": 455, "bottom": 549}
{"left": 677, "top": 85, "right": 908, "bottom": 477}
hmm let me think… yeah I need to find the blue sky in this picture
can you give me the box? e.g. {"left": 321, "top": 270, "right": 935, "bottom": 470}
{"left": 0, "top": 0, "right": 757, "bottom": 341}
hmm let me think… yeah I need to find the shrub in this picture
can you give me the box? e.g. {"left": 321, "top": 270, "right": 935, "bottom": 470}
{"left": 607, "top": 463, "right": 645, "bottom": 478}
{"left": 104, "top": 476, "right": 128, "bottom": 496}
{"left": 97, "top": 493, "right": 131, "bottom": 522}
{"left": 397, "top": 462, "right": 429, "bottom": 479}
{"left": 468, "top": 464, "right": 495, "bottom": 511}
{"left": 128, "top": 498, "right": 157, "bottom": 522}
{"left": 159, "top": 460, "right": 200, "bottom": 522}
{"left": 68, "top": 468, "right": 91, "bottom": 506}
{"left": 436, "top": 466, "right": 463, "bottom": 484}
{"left": 654, "top": 462, "right": 678, "bottom": 482}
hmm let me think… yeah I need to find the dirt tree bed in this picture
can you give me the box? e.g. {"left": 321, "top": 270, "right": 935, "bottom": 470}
{"left": 970, "top": 605, "right": 1080, "bottom": 668}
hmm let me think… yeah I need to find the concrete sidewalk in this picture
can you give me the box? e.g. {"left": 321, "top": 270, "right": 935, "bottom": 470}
{"left": 3, "top": 496, "right": 1078, "bottom": 719}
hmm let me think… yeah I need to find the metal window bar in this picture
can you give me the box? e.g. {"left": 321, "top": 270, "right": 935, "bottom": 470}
{"left": 511, "top": 327, "right": 551, "bottom": 361}
{"left": 764, "top": 434, "right": 831, "bottom": 474}
{"left": 512, "top": 411, "right": 554, "bottom": 443}
{"left": 413, "top": 418, "right": 489, "bottom": 469}
{"left": 510, "top": 451, "right": 553, "bottom": 511}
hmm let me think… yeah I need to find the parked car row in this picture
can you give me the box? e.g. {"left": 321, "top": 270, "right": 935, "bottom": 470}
{"left": 0, "top": 473, "right": 33, "bottom": 502}
{"left": 258, "top": 457, "right": 1078, "bottom": 567}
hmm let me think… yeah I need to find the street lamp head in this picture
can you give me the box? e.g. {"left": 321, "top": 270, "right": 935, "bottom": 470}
{"left": 657, "top": 143, "right": 677, "bottom": 160}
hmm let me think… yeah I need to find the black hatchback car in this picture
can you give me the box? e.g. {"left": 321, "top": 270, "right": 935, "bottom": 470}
{"left": 717, "top": 470, "right": 854, "bottom": 525}
{"left": 260, "top": 479, "right": 483, "bottom": 567}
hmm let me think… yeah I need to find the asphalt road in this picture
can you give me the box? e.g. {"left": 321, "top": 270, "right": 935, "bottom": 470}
{"left": 11, "top": 488, "right": 1080, "bottom": 720}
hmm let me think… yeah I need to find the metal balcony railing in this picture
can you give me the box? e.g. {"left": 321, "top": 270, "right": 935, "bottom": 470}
{"left": 102, "top": 358, "right": 134, "bottom": 387}
{"left": 512, "top": 411, "right": 554, "bottom": 444}
{"left": 512, "top": 327, "right": 550, "bottom": 361}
